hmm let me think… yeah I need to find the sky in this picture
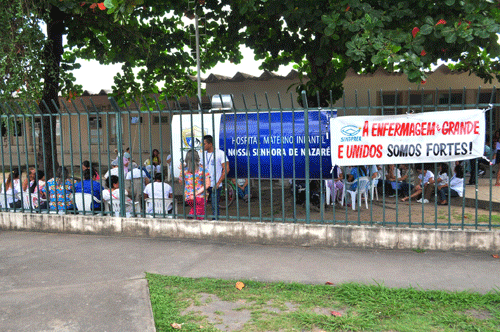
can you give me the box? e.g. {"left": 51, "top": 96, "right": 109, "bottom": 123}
{"left": 73, "top": 47, "right": 295, "bottom": 93}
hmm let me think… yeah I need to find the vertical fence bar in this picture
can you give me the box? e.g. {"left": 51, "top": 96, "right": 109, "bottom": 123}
{"left": 176, "top": 97, "right": 187, "bottom": 219}
{"left": 265, "top": 93, "right": 274, "bottom": 222}
{"left": 301, "top": 91, "right": 311, "bottom": 223}
{"left": 109, "top": 97, "right": 125, "bottom": 217}
{"left": 61, "top": 100, "right": 78, "bottom": 213}
{"left": 291, "top": 94, "right": 297, "bottom": 223}
{"left": 277, "top": 93, "right": 285, "bottom": 222}
{"left": 488, "top": 87, "right": 496, "bottom": 230}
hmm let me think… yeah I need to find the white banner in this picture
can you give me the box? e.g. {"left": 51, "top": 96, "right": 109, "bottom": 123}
{"left": 330, "top": 109, "right": 486, "bottom": 166}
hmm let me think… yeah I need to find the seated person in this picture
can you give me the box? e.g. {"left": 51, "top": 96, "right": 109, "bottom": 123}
{"left": 22, "top": 167, "right": 36, "bottom": 192}
{"left": 398, "top": 164, "right": 414, "bottom": 197}
{"left": 74, "top": 169, "right": 103, "bottom": 209}
{"left": 384, "top": 164, "right": 401, "bottom": 197}
{"left": 41, "top": 166, "right": 75, "bottom": 212}
{"left": 125, "top": 165, "right": 150, "bottom": 208}
{"left": 82, "top": 160, "right": 100, "bottom": 180}
{"left": 346, "top": 165, "right": 367, "bottom": 191}
{"left": 31, "top": 170, "right": 47, "bottom": 209}
{"left": 401, "top": 164, "right": 434, "bottom": 203}
{"left": 103, "top": 159, "right": 126, "bottom": 182}
{"left": 145, "top": 149, "right": 162, "bottom": 174}
{"left": 427, "top": 163, "right": 449, "bottom": 201}
{"left": 231, "top": 177, "right": 251, "bottom": 203}
{"left": 102, "top": 175, "right": 134, "bottom": 213}
{"left": 143, "top": 173, "right": 173, "bottom": 213}
{"left": 1, "top": 169, "right": 22, "bottom": 208}
{"left": 438, "top": 164, "right": 464, "bottom": 205}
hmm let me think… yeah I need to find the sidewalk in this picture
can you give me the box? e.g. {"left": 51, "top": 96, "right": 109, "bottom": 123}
{"left": 463, "top": 175, "right": 500, "bottom": 203}
{"left": 1, "top": 231, "right": 499, "bottom": 331}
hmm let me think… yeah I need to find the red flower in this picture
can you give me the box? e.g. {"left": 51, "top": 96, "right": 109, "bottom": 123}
{"left": 98, "top": 3, "right": 106, "bottom": 10}
{"left": 89, "top": 3, "right": 97, "bottom": 9}
{"left": 420, "top": 50, "right": 427, "bottom": 56}
{"left": 421, "top": 80, "right": 427, "bottom": 84}
{"left": 412, "top": 27, "right": 420, "bottom": 38}
{"left": 346, "top": 6, "right": 350, "bottom": 11}
{"left": 435, "top": 19, "right": 446, "bottom": 26}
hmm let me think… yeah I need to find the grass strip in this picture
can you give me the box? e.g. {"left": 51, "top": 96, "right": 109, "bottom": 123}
{"left": 147, "top": 273, "right": 500, "bottom": 332}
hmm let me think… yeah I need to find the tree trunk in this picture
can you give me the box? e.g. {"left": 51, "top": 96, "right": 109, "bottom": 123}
{"left": 38, "top": 5, "right": 66, "bottom": 180}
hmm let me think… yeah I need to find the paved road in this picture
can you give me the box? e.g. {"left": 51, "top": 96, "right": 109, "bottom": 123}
{"left": 1, "top": 231, "right": 499, "bottom": 331}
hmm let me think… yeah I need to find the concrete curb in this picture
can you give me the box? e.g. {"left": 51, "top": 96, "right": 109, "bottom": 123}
{"left": 1, "top": 212, "right": 499, "bottom": 251}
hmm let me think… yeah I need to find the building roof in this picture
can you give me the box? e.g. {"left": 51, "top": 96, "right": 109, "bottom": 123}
{"left": 203, "top": 64, "right": 465, "bottom": 82}
{"left": 77, "top": 64, "right": 465, "bottom": 95}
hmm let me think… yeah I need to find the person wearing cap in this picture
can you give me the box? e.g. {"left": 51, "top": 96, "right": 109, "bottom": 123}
{"left": 112, "top": 148, "right": 131, "bottom": 174}
{"left": 103, "top": 159, "right": 126, "bottom": 182}
{"left": 123, "top": 147, "right": 131, "bottom": 173}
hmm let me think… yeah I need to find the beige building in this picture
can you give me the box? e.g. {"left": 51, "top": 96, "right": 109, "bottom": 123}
{"left": 3, "top": 66, "right": 499, "bottom": 169}
{"left": 206, "top": 65, "right": 499, "bottom": 120}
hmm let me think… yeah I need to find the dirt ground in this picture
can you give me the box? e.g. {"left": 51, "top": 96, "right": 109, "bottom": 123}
{"left": 200, "top": 184, "right": 500, "bottom": 230}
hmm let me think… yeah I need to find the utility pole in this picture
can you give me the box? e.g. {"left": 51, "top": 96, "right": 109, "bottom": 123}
{"left": 188, "top": 0, "right": 205, "bottom": 106}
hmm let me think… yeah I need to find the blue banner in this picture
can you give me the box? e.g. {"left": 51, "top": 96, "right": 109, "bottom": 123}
{"left": 220, "top": 110, "right": 335, "bottom": 179}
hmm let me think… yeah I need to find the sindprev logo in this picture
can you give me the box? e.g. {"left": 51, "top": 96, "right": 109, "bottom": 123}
{"left": 182, "top": 126, "right": 206, "bottom": 150}
{"left": 340, "top": 125, "right": 362, "bottom": 142}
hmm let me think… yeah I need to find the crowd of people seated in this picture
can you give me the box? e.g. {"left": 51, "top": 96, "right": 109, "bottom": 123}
{"left": 1, "top": 134, "right": 499, "bottom": 213}
{"left": 0, "top": 148, "right": 173, "bottom": 215}
{"left": 324, "top": 157, "right": 495, "bottom": 207}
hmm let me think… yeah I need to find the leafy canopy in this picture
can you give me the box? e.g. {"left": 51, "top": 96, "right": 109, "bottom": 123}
{"left": 3, "top": 0, "right": 500, "bottom": 107}
{"left": 220, "top": 0, "right": 500, "bottom": 105}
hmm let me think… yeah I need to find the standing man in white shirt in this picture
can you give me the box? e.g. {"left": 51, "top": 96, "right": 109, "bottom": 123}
{"left": 203, "top": 135, "right": 230, "bottom": 220}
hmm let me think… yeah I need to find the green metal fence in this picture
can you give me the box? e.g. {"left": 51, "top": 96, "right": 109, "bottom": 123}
{"left": 0, "top": 89, "right": 498, "bottom": 230}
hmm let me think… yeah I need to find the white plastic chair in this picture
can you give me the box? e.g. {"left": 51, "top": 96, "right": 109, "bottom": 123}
{"left": 106, "top": 198, "right": 140, "bottom": 217}
{"left": 370, "top": 174, "right": 381, "bottom": 201}
{"left": 0, "top": 192, "right": 21, "bottom": 209}
{"left": 325, "top": 180, "right": 332, "bottom": 205}
{"left": 22, "top": 192, "right": 35, "bottom": 210}
{"left": 74, "top": 193, "right": 101, "bottom": 214}
{"left": 342, "top": 176, "right": 370, "bottom": 210}
{"left": 145, "top": 198, "right": 174, "bottom": 218}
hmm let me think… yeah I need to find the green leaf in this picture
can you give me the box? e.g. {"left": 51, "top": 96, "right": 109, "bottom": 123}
{"left": 324, "top": 26, "right": 335, "bottom": 36}
{"left": 407, "top": 69, "right": 422, "bottom": 81}
{"left": 420, "top": 24, "right": 433, "bottom": 35}
{"left": 445, "top": 0, "right": 455, "bottom": 6}
{"left": 371, "top": 53, "right": 384, "bottom": 65}
{"left": 445, "top": 33, "right": 457, "bottom": 43}
{"left": 424, "top": 17, "right": 434, "bottom": 26}
{"left": 104, "top": 0, "right": 115, "bottom": 9}
{"left": 365, "top": 13, "right": 372, "bottom": 24}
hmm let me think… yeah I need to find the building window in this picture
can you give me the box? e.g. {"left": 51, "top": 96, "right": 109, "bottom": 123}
{"left": 153, "top": 115, "right": 169, "bottom": 124}
{"left": 89, "top": 116, "right": 102, "bottom": 145}
{"left": 409, "top": 92, "right": 434, "bottom": 111}
{"left": 89, "top": 116, "right": 102, "bottom": 129}
{"left": 1, "top": 119, "right": 23, "bottom": 137}
{"left": 379, "top": 92, "right": 402, "bottom": 115}
{"left": 438, "top": 92, "right": 464, "bottom": 106}
{"left": 478, "top": 91, "right": 496, "bottom": 105}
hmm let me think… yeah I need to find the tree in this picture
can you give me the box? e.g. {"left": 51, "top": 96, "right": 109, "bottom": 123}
{"left": 0, "top": 0, "right": 240, "bottom": 176}
{"left": 219, "top": 0, "right": 500, "bottom": 106}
